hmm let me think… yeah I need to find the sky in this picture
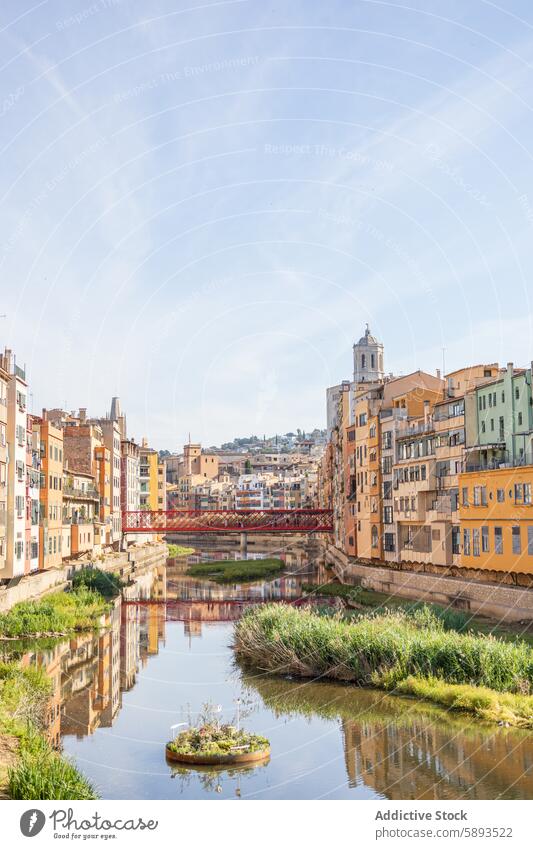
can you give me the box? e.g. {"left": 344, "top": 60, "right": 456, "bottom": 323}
{"left": 1, "top": 0, "right": 533, "bottom": 450}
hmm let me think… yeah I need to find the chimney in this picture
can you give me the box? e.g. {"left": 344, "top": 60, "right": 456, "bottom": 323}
{"left": 79, "top": 408, "right": 87, "bottom": 423}
{"left": 507, "top": 362, "right": 513, "bottom": 375}
{"left": 436, "top": 368, "right": 441, "bottom": 379}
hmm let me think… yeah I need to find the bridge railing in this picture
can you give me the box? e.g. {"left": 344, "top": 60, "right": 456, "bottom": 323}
{"left": 122, "top": 508, "right": 334, "bottom": 533}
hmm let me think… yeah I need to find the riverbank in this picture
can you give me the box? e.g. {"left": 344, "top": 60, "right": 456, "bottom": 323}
{"left": 234, "top": 604, "right": 533, "bottom": 728}
{"left": 0, "top": 578, "right": 121, "bottom": 798}
{"left": 0, "top": 661, "right": 97, "bottom": 799}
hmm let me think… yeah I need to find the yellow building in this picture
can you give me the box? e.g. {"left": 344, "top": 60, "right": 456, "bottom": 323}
{"left": 140, "top": 440, "right": 158, "bottom": 511}
{"left": 35, "top": 419, "right": 64, "bottom": 569}
{"left": 459, "top": 465, "right": 533, "bottom": 574}
{"left": 157, "top": 460, "right": 167, "bottom": 511}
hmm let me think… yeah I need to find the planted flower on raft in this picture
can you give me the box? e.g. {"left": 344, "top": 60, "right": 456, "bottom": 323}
{"left": 165, "top": 703, "right": 270, "bottom": 764}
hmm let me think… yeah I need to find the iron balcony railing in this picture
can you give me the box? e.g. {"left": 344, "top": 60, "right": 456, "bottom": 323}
{"left": 464, "top": 451, "right": 533, "bottom": 472}
{"left": 63, "top": 484, "right": 100, "bottom": 500}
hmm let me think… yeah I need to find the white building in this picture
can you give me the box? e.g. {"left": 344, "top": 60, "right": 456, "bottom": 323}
{"left": 5, "top": 353, "right": 28, "bottom": 577}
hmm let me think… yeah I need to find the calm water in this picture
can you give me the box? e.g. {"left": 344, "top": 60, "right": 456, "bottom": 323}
{"left": 4, "top": 551, "right": 533, "bottom": 800}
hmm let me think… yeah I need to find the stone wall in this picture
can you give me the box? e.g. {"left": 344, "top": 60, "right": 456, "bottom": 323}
{"left": 325, "top": 543, "right": 533, "bottom": 623}
{"left": 0, "top": 541, "right": 168, "bottom": 612}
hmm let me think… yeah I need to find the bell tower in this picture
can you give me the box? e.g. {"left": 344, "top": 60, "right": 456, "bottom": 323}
{"left": 353, "top": 324, "right": 384, "bottom": 384}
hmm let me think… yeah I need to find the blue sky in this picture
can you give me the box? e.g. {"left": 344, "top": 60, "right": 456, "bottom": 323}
{"left": 1, "top": 0, "right": 533, "bottom": 449}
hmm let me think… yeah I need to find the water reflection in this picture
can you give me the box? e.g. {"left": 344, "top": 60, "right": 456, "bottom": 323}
{"left": 2, "top": 551, "right": 533, "bottom": 800}
{"left": 242, "top": 674, "right": 533, "bottom": 800}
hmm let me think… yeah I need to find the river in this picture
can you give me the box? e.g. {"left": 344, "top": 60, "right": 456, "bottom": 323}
{"left": 3, "top": 547, "right": 533, "bottom": 800}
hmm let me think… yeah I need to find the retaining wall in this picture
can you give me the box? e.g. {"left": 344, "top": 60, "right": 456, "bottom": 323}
{"left": 325, "top": 544, "right": 533, "bottom": 623}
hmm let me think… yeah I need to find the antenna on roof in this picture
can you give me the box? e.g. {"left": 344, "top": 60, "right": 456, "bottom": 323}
{"left": 442, "top": 347, "right": 446, "bottom": 378}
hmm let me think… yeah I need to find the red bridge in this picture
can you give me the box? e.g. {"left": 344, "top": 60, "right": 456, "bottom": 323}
{"left": 122, "top": 508, "right": 333, "bottom": 534}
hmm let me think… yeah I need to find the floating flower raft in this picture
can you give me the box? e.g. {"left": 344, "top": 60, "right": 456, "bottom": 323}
{"left": 165, "top": 722, "right": 270, "bottom": 766}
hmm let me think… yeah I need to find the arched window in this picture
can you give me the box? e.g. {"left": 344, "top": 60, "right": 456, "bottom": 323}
{"left": 361, "top": 354, "right": 366, "bottom": 369}
{"left": 371, "top": 525, "right": 378, "bottom": 549}
{"left": 371, "top": 353, "right": 375, "bottom": 369}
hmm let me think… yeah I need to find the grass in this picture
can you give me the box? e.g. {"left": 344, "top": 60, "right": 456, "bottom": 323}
{"left": 0, "top": 660, "right": 97, "bottom": 799}
{"left": 234, "top": 604, "right": 533, "bottom": 727}
{"left": 187, "top": 558, "right": 285, "bottom": 584}
{"left": 0, "top": 588, "right": 109, "bottom": 638}
{"left": 71, "top": 567, "right": 124, "bottom": 600}
{"left": 307, "top": 581, "right": 481, "bottom": 633}
{"left": 0, "top": 662, "right": 51, "bottom": 738}
{"left": 301, "top": 582, "right": 363, "bottom": 603}
{"left": 168, "top": 544, "right": 195, "bottom": 558}
{"left": 8, "top": 732, "right": 97, "bottom": 800}
{"left": 391, "top": 676, "right": 533, "bottom": 728}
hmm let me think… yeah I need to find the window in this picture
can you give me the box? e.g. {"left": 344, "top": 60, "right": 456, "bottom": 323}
{"left": 382, "top": 456, "right": 392, "bottom": 475}
{"left": 490, "top": 419, "right": 494, "bottom": 431}
{"left": 494, "top": 527, "right": 503, "bottom": 554}
{"left": 462, "top": 487, "right": 469, "bottom": 507}
{"left": 528, "top": 527, "right": 533, "bottom": 556}
{"left": 421, "top": 464, "right": 426, "bottom": 480}
{"left": 525, "top": 483, "right": 532, "bottom": 505}
{"left": 481, "top": 421, "right": 486, "bottom": 433}
{"left": 384, "top": 533, "right": 395, "bottom": 552}
{"left": 473, "top": 486, "right": 481, "bottom": 506}
{"left": 371, "top": 525, "right": 378, "bottom": 549}
{"left": 499, "top": 416, "right": 505, "bottom": 439}
{"left": 463, "top": 528, "right": 471, "bottom": 555}
{"left": 482, "top": 526, "right": 489, "bottom": 553}
{"left": 502, "top": 391, "right": 505, "bottom": 403}
{"left": 512, "top": 526, "right": 521, "bottom": 555}
{"left": 515, "top": 483, "right": 524, "bottom": 504}
{"left": 473, "top": 528, "right": 480, "bottom": 556}
{"left": 515, "top": 386, "right": 520, "bottom": 400}
{"left": 383, "top": 506, "right": 393, "bottom": 524}
{"left": 497, "top": 488, "right": 505, "bottom": 503}
{"left": 478, "top": 397, "right": 482, "bottom": 411}
{"left": 452, "top": 526, "right": 460, "bottom": 554}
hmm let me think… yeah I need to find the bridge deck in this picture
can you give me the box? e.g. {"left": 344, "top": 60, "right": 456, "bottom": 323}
{"left": 122, "top": 508, "right": 333, "bottom": 534}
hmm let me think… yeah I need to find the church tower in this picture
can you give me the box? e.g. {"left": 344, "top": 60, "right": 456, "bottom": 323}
{"left": 353, "top": 324, "right": 384, "bottom": 384}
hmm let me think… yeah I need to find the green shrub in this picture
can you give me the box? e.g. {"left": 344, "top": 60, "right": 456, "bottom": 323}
{"left": 187, "top": 558, "right": 285, "bottom": 584}
{"left": 72, "top": 567, "right": 124, "bottom": 599}
{"left": 168, "top": 545, "right": 195, "bottom": 558}
{"left": 0, "top": 588, "right": 109, "bottom": 638}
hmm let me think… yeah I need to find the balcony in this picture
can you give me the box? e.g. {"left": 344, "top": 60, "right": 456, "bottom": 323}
{"left": 63, "top": 484, "right": 99, "bottom": 501}
{"left": 464, "top": 449, "right": 533, "bottom": 473}
{"left": 396, "top": 420, "right": 435, "bottom": 438}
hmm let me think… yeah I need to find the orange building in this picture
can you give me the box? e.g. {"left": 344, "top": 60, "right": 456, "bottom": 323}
{"left": 35, "top": 419, "right": 64, "bottom": 569}
{"left": 459, "top": 465, "right": 533, "bottom": 574}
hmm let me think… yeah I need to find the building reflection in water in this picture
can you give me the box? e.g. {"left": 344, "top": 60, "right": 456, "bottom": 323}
{"left": 244, "top": 674, "right": 533, "bottom": 800}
